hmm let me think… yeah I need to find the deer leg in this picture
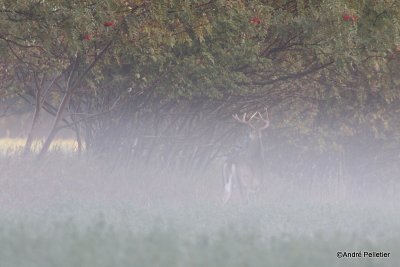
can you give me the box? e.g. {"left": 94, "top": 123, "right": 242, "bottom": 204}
{"left": 247, "top": 188, "right": 258, "bottom": 204}
{"left": 222, "top": 163, "right": 236, "bottom": 205}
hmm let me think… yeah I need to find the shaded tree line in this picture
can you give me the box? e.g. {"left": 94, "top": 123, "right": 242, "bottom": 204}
{"left": 0, "top": 0, "right": 399, "bottom": 184}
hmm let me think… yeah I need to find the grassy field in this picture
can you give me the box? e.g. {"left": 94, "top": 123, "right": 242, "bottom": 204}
{"left": 0, "top": 138, "right": 80, "bottom": 155}
{"left": 0, "top": 138, "right": 399, "bottom": 267}
{"left": 0, "top": 203, "right": 399, "bottom": 267}
{"left": 0, "top": 216, "right": 398, "bottom": 267}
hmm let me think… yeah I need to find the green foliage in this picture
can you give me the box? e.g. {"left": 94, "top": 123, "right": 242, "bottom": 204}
{"left": 1, "top": 0, "right": 400, "bottom": 152}
{"left": 2, "top": 0, "right": 398, "bottom": 95}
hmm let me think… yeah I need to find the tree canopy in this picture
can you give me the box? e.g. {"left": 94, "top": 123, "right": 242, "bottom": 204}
{"left": 1, "top": 0, "right": 399, "bottom": 166}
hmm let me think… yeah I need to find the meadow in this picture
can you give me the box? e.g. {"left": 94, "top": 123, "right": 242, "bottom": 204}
{"left": 0, "top": 138, "right": 399, "bottom": 267}
{"left": 0, "top": 138, "right": 80, "bottom": 155}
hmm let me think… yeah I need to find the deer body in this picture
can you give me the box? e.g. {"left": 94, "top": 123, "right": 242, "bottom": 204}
{"left": 222, "top": 110, "right": 269, "bottom": 205}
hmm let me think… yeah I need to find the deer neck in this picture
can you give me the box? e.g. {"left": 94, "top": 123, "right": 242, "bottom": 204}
{"left": 244, "top": 137, "right": 262, "bottom": 159}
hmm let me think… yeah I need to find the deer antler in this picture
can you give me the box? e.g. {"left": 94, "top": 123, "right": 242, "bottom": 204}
{"left": 257, "top": 107, "right": 270, "bottom": 130}
{"left": 249, "top": 111, "right": 259, "bottom": 121}
{"left": 232, "top": 113, "right": 245, "bottom": 124}
{"left": 232, "top": 112, "right": 258, "bottom": 129}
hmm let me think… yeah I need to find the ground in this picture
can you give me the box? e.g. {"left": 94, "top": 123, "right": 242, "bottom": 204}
{"left": 0, "top": 140, "right": 399, "bottom": 267}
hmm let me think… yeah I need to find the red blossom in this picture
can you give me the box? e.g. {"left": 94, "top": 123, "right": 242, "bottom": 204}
{"left": 83, "top": 34, "right": 92, "bottom": 41}
{"left": 103, "top": 21, "right": 115, "bottom": 27}
{"left": 342, "top": 13, "right": 352, "bottom": 21}
{"left": 250, "top": 17, "right": 261, "bottom": 26}
{"left": 343, "top": 13, "right": 358, "bottom": 22}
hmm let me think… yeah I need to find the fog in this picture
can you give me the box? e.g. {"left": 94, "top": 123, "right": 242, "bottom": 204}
{"left": 1, "top": 144, "right": 398, "bottom": 238}
{"left": 1, "top": 113, "right": 399, "bottom": 267}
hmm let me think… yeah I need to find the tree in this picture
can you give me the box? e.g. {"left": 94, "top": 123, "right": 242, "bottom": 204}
{"left": 0, "top": 0, "right": 399, "bottom": 175}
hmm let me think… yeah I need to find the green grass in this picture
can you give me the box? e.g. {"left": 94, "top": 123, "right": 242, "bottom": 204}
{"left": 0, "top": 151, "right": 399, "bottom": 267}
{"left": 0, "top": 216, "right": 398, "bottom": 267}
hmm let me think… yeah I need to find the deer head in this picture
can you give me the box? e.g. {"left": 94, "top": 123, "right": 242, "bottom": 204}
{"left": 232, "top": 108, "right": 270, "bottom": 141}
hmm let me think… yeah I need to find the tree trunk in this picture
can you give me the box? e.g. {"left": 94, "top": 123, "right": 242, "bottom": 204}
{"left": 37, "top": 87, "right": 73, "bottom": 158}
{"left": 23, "top": 87, "right": 41, "bottom": 155}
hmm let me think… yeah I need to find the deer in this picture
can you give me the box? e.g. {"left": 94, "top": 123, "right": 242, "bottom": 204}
{"left": 222, "top": 109, "right": 270, "bottom": 205}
